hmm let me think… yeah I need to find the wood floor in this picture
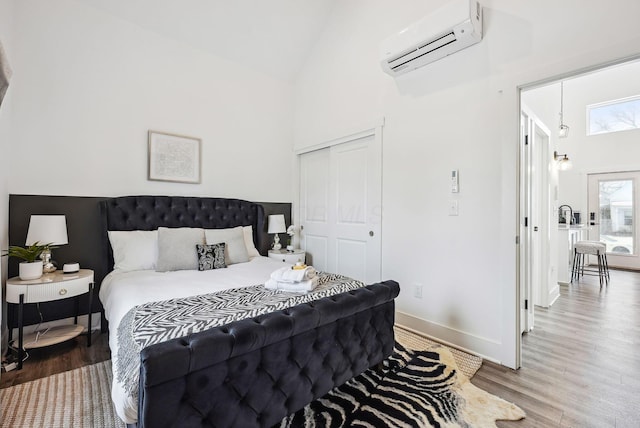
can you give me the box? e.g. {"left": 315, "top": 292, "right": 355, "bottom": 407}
{"left": 0, "top": 331, "right": 111, "bottom": 388}
{"left": 2, "top": 269, "right": 639, "bottom": 427}
{"left": 473, "top": 269, "right": 640, "bottom": 428}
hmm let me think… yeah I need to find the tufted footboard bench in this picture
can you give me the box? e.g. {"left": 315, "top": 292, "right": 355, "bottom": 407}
{"left": 135, "top": 280, "right": 400, "bottom": 428}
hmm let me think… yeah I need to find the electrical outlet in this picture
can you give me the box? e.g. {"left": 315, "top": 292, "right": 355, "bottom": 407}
{"left": 413, "top": 284, "right": 423, "bottom": 299}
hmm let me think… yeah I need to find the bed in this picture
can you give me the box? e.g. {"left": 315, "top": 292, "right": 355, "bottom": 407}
{"left": 98, "top": 196, "right": 399, "bottom": 428}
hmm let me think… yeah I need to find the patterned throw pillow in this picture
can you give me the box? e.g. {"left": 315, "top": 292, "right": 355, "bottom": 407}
{"left": 196, "top": 243, "right": 227, "bottom": 271}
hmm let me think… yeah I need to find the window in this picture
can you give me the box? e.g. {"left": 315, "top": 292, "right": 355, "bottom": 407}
{"left": 587, "top": 95, "right": 640, "bottom": 136}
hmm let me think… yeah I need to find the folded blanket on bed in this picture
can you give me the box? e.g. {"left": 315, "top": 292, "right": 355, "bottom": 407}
{"left": 270, "top": 266, "right": 317, "bottom": 283}
{"left": 265, "top": 277, "right": 319, "bottom": 293}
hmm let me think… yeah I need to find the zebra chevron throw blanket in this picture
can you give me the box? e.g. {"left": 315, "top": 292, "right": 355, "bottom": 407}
{"left": 116, "top": 272, "right": 364, "bottom": 401}
{"left": 280, "top": 343, "right": 525, "bottom": 428}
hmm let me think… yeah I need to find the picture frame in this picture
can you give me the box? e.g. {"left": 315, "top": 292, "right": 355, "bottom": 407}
{"left": 148, "top": 131, "right": 201, "bottom": 184}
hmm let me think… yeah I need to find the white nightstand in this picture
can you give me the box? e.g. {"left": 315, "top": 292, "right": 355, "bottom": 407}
{"left": 6, "top": 269, "right": 94, "bottom": 369}
{"left": 268, "top": 249, "right": 306, "bottom": 265}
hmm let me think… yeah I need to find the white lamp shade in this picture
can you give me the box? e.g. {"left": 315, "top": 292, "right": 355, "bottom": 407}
{"left": 26, "top": 215, "right": 69, "bottom": 246}
{"left": 267, "top": 214, "right": 286, "bottom": 234}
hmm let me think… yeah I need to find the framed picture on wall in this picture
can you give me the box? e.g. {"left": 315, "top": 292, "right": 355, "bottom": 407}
{"left": 148, "top": 130, "right": 201, "bottom": 184}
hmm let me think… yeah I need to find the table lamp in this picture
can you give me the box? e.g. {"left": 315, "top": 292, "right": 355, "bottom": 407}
{"left": 267, "top": 214, "right": 286, "bottom": 250}
{"left": 25, "top": 215, "right": 68, "bottom": 273}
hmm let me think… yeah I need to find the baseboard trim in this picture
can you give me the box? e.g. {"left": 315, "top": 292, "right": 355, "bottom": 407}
{"left": 395, "top": 311, "right": 501, "bottom": 365}
{"left": 548, "top": 289, "right": 560, "bottom": 306}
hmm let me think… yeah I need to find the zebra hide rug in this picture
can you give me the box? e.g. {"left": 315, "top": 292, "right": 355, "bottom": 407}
{"left": 279, "top": 343, "right": 525, "bottom": 428}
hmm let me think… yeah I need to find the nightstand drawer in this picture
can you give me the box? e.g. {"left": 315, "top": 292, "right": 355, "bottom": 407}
{"left": 268, "top": 250, "right": 306, "bottom": 265}
{"left": 25, "top": 279, "right": 88, "bottom": 302}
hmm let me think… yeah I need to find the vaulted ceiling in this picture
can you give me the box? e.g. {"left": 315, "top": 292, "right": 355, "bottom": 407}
{"left": 81, "top": 0, "right": 337, "bottom": 81}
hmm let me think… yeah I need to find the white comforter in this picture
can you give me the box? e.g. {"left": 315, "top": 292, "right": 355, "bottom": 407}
{"left": 99, "top": 256, "right": 287, "bottom": 424}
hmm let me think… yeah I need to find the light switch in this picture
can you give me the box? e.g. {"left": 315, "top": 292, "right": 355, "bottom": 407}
{"left": 449, "top": 200, "right": 459, "bottom": 216}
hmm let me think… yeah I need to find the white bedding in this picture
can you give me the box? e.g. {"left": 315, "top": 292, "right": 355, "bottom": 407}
{"left": 99, "top": 256, "right": 287, "bottom": 424}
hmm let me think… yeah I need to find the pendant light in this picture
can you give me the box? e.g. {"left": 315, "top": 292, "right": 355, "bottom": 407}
{"left": 559, "top": 81, "right": 569, "bottom": 138}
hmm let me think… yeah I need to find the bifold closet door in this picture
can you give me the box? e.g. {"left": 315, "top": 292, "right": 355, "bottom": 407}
{"left": 299, "top": 134, "right": 381, "bottom": 283}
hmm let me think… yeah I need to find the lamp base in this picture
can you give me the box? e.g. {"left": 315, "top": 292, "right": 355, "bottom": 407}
{"left": 40, "top": 249, "right": 58, "bottom": 273}
{"left": 272, "top": 234, "right": 282, "bottom": 250}
{"left": 43, "top": 262, "right": 57, "bottom": 273}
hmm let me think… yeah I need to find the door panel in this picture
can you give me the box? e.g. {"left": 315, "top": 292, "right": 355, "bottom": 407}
{"left": 305, "top": 235, "right": 328, "bottom": 271}
{"left": 336, "top": 145, "right": 367, "bottom": 225}
{"left": 300, "top": 149, "right": 330, "bottom": 271}
{"left": 331, "top": 139, "right": 377, "bottom": 281}
{"left": 588, "top": 171, "right": 640, "bottom": 270}
{"left": 336, "top": 238, "right": 367, "bottom": 281}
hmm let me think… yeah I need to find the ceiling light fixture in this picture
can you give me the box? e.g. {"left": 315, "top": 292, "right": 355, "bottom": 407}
{"left": 559, "top": 81, "right": 569, "bottom": 138}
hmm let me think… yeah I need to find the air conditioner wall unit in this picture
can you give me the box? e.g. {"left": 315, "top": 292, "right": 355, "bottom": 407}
{"left": 380, "top": 0, "right": 483, "bottom": 76}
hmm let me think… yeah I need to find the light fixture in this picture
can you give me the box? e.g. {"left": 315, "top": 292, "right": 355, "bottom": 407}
{"left": 25, "top": 215, "right": 68, "bottom": 273}
{"left": 554, "top": 151, "right": 572, "bottom": 171}
{"left": 267, "top": 214, "right": 286, "bottom": 250}
{"left": 559, "top": 81, "right": 569, "bottom": 138}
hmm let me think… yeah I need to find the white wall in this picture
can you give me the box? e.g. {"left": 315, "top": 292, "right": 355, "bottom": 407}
{"left": 293, "top": 0, "right": 640, "bottom": 366}
{"left": 0, "top": 0, "right": 14, "bottom": 357}
{"left": 0, "top": 0, "right": 13, "bottom": 250}
{"left": 7, "top": 0, "right": 294, "bottom": 202}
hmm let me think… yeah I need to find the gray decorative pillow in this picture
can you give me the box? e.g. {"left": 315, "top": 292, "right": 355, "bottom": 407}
{"left": 156, "top": 227, "right": 205, "bottom": 272}
{"left": 196, "top": 243, "right": 226, "bottom": 271}
{"left": 204, "top": 226, "right": 250, "bottom": 265}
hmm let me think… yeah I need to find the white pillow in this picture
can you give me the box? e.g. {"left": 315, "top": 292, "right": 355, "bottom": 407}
{"left": 205, "top": 226, "right": 250, "bottom": 265}
{"left": 108, "top": 230, "right": 158, "bottom": 272}
{"left": 243, "top": 226, "right": 260, "bottom": 259}
{"left": 156, "top": 227, "right": 205, "bottom": 272}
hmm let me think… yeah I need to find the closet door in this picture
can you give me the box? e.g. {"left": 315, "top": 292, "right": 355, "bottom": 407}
{"left": 299, "top": 148, "right": 331, "bottom": 272}
{"left": 299, "top": 133, "right": 381, "bottom": 283}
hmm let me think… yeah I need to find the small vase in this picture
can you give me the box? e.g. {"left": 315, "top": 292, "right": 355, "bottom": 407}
{"left": 19, "top": 261, "right": 43, "bottom": 281}
{"left": 286, "top": 245, "right": 294, "bottom": 252}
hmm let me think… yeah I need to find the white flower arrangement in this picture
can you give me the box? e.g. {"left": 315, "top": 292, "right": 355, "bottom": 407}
{"left": 286, "top": 225, "right": 298, "bottom": 251}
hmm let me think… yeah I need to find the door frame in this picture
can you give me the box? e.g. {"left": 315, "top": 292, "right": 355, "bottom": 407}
{"left": 519, "top": 109, "right": 534, "bottom": 334}
{"left": 519, "top": 107, "right": 556, "bottom": 335}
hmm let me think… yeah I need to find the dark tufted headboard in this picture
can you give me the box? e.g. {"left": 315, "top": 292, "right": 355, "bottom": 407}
{"left": 99, "top": 196, "right": 264, "bottom": 274}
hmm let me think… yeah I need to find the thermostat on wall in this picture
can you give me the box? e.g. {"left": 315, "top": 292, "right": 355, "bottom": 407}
{"left": 451, "top": 169, "right": 459, "bottom": 193}
{"left": 63, "top": 263, "right": 80, "bottom": 274}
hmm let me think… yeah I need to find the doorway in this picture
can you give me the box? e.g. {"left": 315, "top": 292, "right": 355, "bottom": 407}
{"left": 518, "top": 57, "right": 640, "bottom": 367}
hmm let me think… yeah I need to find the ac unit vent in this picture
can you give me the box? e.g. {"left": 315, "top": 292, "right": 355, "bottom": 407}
{"left": 388, "top": 32, "right": 458, "bottom": 72}
{"left": 380, "top": 0, "right": 483, "bottom": 76}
